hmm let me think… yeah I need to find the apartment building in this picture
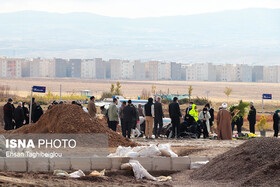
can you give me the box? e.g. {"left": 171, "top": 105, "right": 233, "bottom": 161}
{"left": 145, "top": 61, "right": 159, "bottom": 81}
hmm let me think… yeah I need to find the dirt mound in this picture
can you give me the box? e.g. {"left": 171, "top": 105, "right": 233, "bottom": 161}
{"left": 9, "top": 104, "right": 137, "bottom": 147}
{"left": 191, "top": 137, "right": 280, "bottom": 186}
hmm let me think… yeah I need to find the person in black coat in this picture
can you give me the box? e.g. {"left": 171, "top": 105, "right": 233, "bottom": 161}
{"left": 122, "top": 100, "right": 136, "bottom": 138}
{"left": 154, "top": 97, "right": 164, "bottom": 138}
{"left": 14, "top": 102, "right": 25, "bottom": 129}
{"left": 3, "top": 98, "right": 15, "bottom": 130}
{"left": 247, "top": 102, "right": 257, "bottom": 134}
{"left": 33, "top": 104, "right": 44, "bottom": 123}
{"left": 168, "top": 97, "right": 182, "bottom": 138}
{"left": 273, "top": 109, "right": 280, "bottom": 137}
{"left": 22, "top": 102, "right": 29, "bottom": 125}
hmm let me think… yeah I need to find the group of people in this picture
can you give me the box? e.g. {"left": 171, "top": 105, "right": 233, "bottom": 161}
{"left": 3, "top": 97, "right": 43, "bottom": 130}
{"left": 168, "top": 98, "right": 215, "bottom": 139}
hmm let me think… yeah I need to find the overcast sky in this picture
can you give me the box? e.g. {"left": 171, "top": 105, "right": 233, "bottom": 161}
{"left": 0, "top": 0, "right": 280, "bottom": 18}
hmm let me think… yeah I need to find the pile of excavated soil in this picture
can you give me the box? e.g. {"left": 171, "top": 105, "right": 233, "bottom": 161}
{"left": 9, "top": 104, "right": 137, "bottom": 147}
{"left": 191, "top": 137, "right": 280, "bottom": 186}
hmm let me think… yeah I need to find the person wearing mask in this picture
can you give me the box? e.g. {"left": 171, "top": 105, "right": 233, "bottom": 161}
{"left": 14, "top": 102, "right": 25, "bottom": 129}
{"left": 273, "top": 109, "right": 280, "bottom": 137}
{"left": 138, "top": 104, "right": 144, "bottom": 117}
{"left": 188, "top": 103, "right": 198, "bottom": 122}
{"left": 205, "top": 103, "right": 214, "bottom": 132}
{"left": 154, "top": 97, "right": 164, "bottom": 138}
{"left": 108, "top": 98, "right": 119, "bottom": 131}
{"left": 3, "top": 98, "right": 15, "bottom": 130}
{"left": 88, "top": 96, "right": 97, "bottom": 118}
{"left": 119, "top": 101, "right": 127, "bottom": 135}
{"left": 168, "top": 97, "right": 182, "bottom": 138}
{"left": 22, "top": 102, "right": 29, "bottom": 125}
{"left": 217, "top": 103, "right": 232, "bottom": 140}
{"left": 198, "top": 107, "right": 211, "bottom": 138}
{"left": 144, "top": 98, "right": 155, "bottom": 139}
{"left": 247, "top": 101, "right": 256, "bottom": 134}
{"left": 186, "top": 102, "right": 193, "bottom": 115}
{"left": 122, "top": 100, "right": 136, "bottom": 138}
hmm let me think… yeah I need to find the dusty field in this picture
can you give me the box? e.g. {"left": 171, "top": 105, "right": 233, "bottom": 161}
{"left": 2, "top": 78, "right": 280, "bottom": 105}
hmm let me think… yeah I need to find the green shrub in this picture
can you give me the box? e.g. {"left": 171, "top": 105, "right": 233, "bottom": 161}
{"left": 192, "top": 97, "right": 211, "bottom": 106}
{"left": 100, "top": 92, "right": 114, "bottom": 100}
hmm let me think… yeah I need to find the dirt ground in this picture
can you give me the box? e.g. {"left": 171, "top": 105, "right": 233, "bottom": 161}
{"left": 0, "top": 170, "right": 238, "bottom": 187}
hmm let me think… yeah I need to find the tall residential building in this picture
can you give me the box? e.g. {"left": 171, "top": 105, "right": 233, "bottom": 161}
{"left": 55, "top": 58, "right": 71, "bottom": 77}
{"left": 110, "top": 59, "right": 122, "bottom": 80}
{"left": 105, "top": 60, "right": 111, "bottom": 79}
{"left": 185, "top": 63, "right": 216, "bottom": 81}
{"left": 252, "top": 66, "right": 264, "bottom": 82}
{"left": 81, "top": 59, "right": 96, "bottom": 79}
{"left": 158, "top": 62, "right": 166, "bottom": 80}
{"left": 216, "top": 64, "right": 235, "bottom": 82}
{"left": 121, "top": 60, "right": 134, "bottom": 79}
{"left": 0, "top": 58, "right": 22, "bottom": 78}
{"left": 21, "top": 60, "right": 30, "bottom": 77}
{"left": 96, "top": 59, "right": 106, "bottom": 79}
{"left": 171, "top": 62, "right": 181, "bottom": 80}
{"left": 69, "top": 59, "right": 81, "bottom": 78}
{"left": 165, "top": 62, "right": 172, "bottom": 80}
{"left": 134, "top": 60, "right": 146, "bottom": 80}
{"left": 263, "top": 66, "right": 278, "bottom": 83}
{"left": 186, "top": 65, "right": 196, "bottom": 81}
{"left": 180, "top": 65, "right": 187, "bottom": 81}
{"left": 145, "top": 61, "right": 159, "bottom": 81}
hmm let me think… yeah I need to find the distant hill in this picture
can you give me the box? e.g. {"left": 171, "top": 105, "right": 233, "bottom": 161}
{"left": 0, "top": 8, "right": 279, "bottom": 64}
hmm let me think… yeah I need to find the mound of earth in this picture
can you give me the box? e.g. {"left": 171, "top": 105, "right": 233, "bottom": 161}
{"left": 191, "top": 137, "right": 280, "bottom": 186}
{"left": 9, "top": 104, "right": 137, "bottom": 147}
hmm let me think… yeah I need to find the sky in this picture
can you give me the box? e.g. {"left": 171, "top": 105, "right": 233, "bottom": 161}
{"left": 0, "top": 0, "right": 280, "bottom": 18}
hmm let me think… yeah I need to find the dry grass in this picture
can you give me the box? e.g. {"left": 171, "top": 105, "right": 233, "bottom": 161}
{"left": 1, "top": 77, "right": 280, "bottom": 105}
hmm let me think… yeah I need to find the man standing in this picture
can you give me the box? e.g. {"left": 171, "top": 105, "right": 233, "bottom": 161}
{"left": 22, "top": 102, "right": 29, "bottom": 125}
{"left": 88, "top": 96, "right": 97, "bottom": 118}
{"left": 144, "top": 98, "right": 155, "bottom": 139}
{"left": 154, "top": 97, "right": 164, "bottom": 138}
{"left": 247, "top": 101, "right": 256, "bottom": 134}
{"left": 119, "top": 101, "right": 127, "bottom": 135}
{"left": 3, "top": 98, "right": 15, "bottom": 130}
{"left": 14, "top": 102, "right": 25, "bottom": 129}
{"left": 108, "top": 98, "right": 119, "bottom": 131}
{"left": 122, "top": 100, "right": 136, "bottom": 138}
{"left": 217, "top": 103, "right": 232, "bottom": 140}
{"left": 169, "top": 97, "right": 182, "bottom": 138}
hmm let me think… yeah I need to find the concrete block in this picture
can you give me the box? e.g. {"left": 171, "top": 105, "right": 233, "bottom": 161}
{"left": 28, "top": 158, "right": 49, "bottom": 172}
{"left": 5, "top": 158, "right": 27, "bottom": 172}
{"left": 50, "top": 158, "right": 71, "bottom": 171}
{"left": 111, "top": 157, "right": 130, "bottom": 170}
{"left": 91, "top": 157, "right": 112, "bottom": 170}
{"left": 190, "top": 156, "right": 209, "bottom": 163}
{"left": 171, "top": 157, "right": 191, "bottom": 171}
{"left": 132, "top": 158, "right": 153, "bottom": 171}
{"left": 71, "top": 158, "right": 91, "bottom": 171}
{"left": 153, "top": 157, "right": 171, "bottom": 171}
{"left": 0, "top": 158, "right": 4, "bottom": 170}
